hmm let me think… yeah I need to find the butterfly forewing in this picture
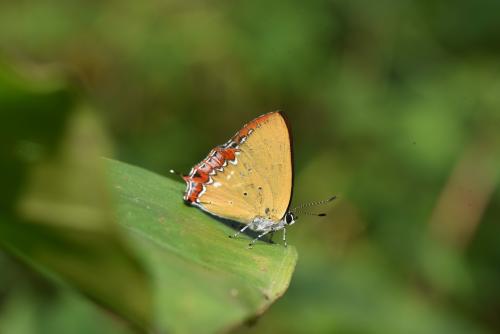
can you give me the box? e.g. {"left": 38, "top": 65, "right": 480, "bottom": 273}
{"left": 197, "top": 112, "right": 292, "bottom": 224}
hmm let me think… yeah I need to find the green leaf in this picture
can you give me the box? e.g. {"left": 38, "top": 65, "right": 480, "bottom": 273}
{"left": 107, "top": 159, "right": 298, "bottom": 333}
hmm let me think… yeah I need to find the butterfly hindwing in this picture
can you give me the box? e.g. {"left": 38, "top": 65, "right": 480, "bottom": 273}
{"left": 196, "top": 112, "right": 293, "bottom": 224}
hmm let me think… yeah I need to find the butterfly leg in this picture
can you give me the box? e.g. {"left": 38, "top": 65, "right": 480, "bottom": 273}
{"left": 248, "top": 230, "right": 272, "bottom": 249}
{"left": 269, "top": 231, "right": 275, "bottom": 244}
{"left": 283, "top": 227, "right": 287, "bottom": 247}
{"left": 229, "top": 224, "right": 249, "bottom": 239}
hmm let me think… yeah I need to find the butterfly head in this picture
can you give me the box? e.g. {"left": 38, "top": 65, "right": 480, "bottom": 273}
{"left": 284, "top": 211, "right": 296, "bottom": 226}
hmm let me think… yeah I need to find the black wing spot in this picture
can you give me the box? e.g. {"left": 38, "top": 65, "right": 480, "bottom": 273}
{"left": 265, "top": 208, "right": 270, "bottom": 215}
{"left": 243, "top": 192, "right": 248, "bottom": 196}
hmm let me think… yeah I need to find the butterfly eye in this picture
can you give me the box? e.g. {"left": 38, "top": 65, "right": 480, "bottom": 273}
{"left": 285, "top": 212, "right": 294, "bottom": 224}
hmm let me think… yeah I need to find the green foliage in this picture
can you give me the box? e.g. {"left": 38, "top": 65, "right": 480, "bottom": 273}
{"left": 1, "top": 0, "right": 500, "bottom": 333}
{"left": 108, "top": 159, "right": 297, "bottom": 333}
{"left": 0, "top": 62, "right": 153, "bottom": 329}
{"left": 0, "top": 63, "right": 297, "bottom": 333}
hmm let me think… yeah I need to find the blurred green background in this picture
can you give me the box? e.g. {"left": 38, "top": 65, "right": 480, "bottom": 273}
{"left": 1, "top": 0, "right": 500, "bottom": 333}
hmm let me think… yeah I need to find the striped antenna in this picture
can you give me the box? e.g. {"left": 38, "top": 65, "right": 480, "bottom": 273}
{"left": 296, "top": 211, "right": 328, "bottom": 217}
{"left": 291, "top": 196, "right": 336, "bottom": 213}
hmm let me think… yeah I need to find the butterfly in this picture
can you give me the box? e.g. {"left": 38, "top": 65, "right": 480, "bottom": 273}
{"left": 172, "top": 111, "right": 335, "bottom": 248}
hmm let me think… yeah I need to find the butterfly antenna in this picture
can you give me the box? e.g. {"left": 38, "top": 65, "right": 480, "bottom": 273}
{"left": 296, "top": 212, "right": 328, "bottom": 217}
{"left": 292, "top": 196, "right": 337, "bottom": 213}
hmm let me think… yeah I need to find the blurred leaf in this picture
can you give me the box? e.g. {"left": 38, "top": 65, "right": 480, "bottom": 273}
{"left": 2, "top": 0, "right": 500, "bottom": 332}
{"left": 107, "top": 159, "right": 298, "bottom": 333}
{"left": 0, "top": 61, "right": 73, "bottom": 211}
{"left": 0, "top": 279, "right": 134, "bottom": 334}
{"left": 0, "top": 63, "right": 152, "bottom": 330}
{"left": 0, "top": 110, "right": 153, "bottom": 330}
{"left": 235, "top": 245, "right": 488, "bottom": 334}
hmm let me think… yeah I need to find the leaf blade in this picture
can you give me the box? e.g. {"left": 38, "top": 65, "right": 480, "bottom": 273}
{"left": 107, "top": 158, "right": 297, "bottom": 333}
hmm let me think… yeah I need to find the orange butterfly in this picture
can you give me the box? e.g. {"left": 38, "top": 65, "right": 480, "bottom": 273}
{"left": 173, "top": 112, "right": 335, "bottom": 248}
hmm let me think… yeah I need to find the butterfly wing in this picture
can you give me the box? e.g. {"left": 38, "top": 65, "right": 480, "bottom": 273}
{"left": 195, "top": 112, "right": 293, "bottom": 224}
